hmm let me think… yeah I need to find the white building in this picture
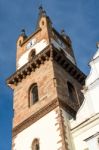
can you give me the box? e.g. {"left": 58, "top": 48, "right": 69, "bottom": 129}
{"left": 70, "top": 43, "right": 99, "bottom": 150}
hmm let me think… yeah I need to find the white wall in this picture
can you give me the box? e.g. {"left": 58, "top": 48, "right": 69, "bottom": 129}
{"left": 70, "top": 46, "right": 99, "bottom": 129}
{"left": 71, "top": 114, "right": 99, "bottom": 150}
{"left": 17, "top": 39, "right": 48, "bottom": 69}
{"left": 86, "top": 134, "right": 99, "bottom": 150}
{"left": 14, "top": 109, "right": 62, "bottom": 150}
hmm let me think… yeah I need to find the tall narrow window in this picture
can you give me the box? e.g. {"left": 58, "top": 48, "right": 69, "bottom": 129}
{"left": 67, "top": 81, "right": 77, "bottom": 101}
{"left": 32, "top": 138, "right": 40, "bottom": 150}
{"left": 29, "top": 83, "right": 38, "bottom": 106}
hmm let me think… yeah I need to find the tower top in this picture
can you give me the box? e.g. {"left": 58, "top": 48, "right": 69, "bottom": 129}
{"left": 7, "top": 6, "right": 86, "bottom": 88}
{"left": 36, "top": 6, "right": 52, "bottom": 29}
{"left": 39, "top": 5, "right": 46, "bottom": 16}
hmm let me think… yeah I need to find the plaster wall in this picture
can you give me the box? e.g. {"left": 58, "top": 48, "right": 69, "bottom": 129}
{"left": 70, "top": 47, "right": 99, "bottom": 150}
{"left": 71, "top": 116, "right": 99, "bottom": 150}
{"left": 17, "top": 39, "right": 48, "bottom": 69}
{"left": 13, "top": 109, "right": 61, "bottom": 150}
{"left": 86, "top": 135, "right": 99, "bottom": 150}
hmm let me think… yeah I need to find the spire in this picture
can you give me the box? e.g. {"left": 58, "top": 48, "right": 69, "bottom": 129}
{"left": 39, "top": 5, "right": 46, "bottom": 17}
{"left": 36, "top": 6, "right": 52, "bottom": 29}
{"left": 61, "top": 29, "right": 65, "bottom": 37}
{"left": 36, "top": 6, "right": 46, "bottom": 29}
{"left": 61, "top": 29, "right": 72, "bottom": 45}
{"left": 21, "top": 29, "right": 25, "bottom": 36}
{"left": 20, "top": 29, "right": 27, "bottom": 39}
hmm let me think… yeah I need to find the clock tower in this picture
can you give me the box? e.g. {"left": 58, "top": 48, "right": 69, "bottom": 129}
{"left": 7, "top": 7, "right": 86, "bottom": 150}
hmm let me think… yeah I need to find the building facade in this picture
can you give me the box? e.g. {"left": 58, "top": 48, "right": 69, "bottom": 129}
{"left": 70, "top": 43, "right": 99, "bottom": 150}
{"left": 7, "top": 7, "right": 99, "bottom": 150}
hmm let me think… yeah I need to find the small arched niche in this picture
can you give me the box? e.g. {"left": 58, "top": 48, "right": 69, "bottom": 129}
{"left": 29, "top": 49, "right": 36, "bottom": 61}
{"left": 32, "top": 138, "right": 40, "bottom": 150}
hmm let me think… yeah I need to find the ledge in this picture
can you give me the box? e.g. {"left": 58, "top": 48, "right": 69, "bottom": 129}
{"left": 6, "top": 44, "right": 86, "bottom": 88}
{"left": 12, "top": 98, "right": 59, "bottom": 137}
{"left": 6, "top": 45, "right": 51, "bottom": 88}
{"left": 52, "top": 46, "right": 86, "bottom": 85}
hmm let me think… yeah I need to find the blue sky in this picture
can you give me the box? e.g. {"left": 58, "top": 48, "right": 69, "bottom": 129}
{"left": 0, "top": 0, "right": 99, "bottom": 149}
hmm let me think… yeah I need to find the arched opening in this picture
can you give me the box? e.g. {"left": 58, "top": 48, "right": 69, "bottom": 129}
{"left": 29, "top": 49, "right": 36, "bottom": 61}
{"left": 29, "top": 83, "right": 38, "bottom": 107}
{"left": 67, "top": 81, "right": 77, "bottom": 101}
{"left": 32, "top": 138, "right": 40, "bottom": 150}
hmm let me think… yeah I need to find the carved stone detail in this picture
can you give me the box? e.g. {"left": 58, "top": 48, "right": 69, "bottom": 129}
{"left": 7, "top": 45, "right": 86, "bottom": 88}
{"left": 55, "top": 108, "right": 69, "bottom": 150}
{"left": 12, "top": 98, "right": 59, "bottom": 137}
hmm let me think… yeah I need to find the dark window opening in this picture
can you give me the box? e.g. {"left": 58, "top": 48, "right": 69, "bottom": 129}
{"left": 42, "top": 21, "right": 44, "bottom": 25}
{"left": 67, "top": 81, "right": 77, "bottom": 101}
{"left": 35, "top": 144, "right": 39, "bottom": 150}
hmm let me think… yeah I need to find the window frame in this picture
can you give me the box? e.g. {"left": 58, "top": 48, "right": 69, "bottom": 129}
{"left": 29, "top": 83, "right": 39, "bottom": 107}
{"left": 67, "top": 81, "right": 77, "bottom": 102}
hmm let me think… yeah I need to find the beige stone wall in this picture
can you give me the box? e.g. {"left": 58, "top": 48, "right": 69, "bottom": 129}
{"left": 13, "top": 59, "right": 84, "bottom": 128}
{"left": 13, "top": 60, "right": 57, "bottom": 127}
{"left": 53, "top": 61, "right": 84, "bottom": 112}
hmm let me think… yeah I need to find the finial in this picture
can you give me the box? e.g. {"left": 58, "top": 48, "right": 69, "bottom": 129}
{"left": 61, "top": 29, "right": 65, "bottom": 36}
{"left": 61, "top": 29, "right": 72, "bottom": 45}
{"left": 20, "top": 29, "right": 27, "bottom": 39}
{"left": 39, "top": 5, "right": 43, "bottom": 12}
{"left": 96, "top": 42, "right": 99, "bottom": 49}
{"left": 21, "top": 29, "right": 25, "bottom": 35}
{"left": 39, "top": 5, "right": 46, "bottom": 16}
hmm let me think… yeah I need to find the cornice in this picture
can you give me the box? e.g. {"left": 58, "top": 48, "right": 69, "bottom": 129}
{"left": 12, "top": 97, "right": 79, "bottom": 137}
{"left": 6, "top": 45, "right": 51, "bottom": 88}
{"left": 7, "top": 44, "right": 86, "bottom": 88}
{"left": 52, "top": 46, "right": 86, "bottom": 85}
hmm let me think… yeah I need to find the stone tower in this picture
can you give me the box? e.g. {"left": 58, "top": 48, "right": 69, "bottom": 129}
{"left": 7, "top": 7, "right": 86, "bottom": 150}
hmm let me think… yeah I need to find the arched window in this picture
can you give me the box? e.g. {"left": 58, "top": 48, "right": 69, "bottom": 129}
{"left": 32, "top": 138, "right": 40, "bottom": 150}
{"left": 29, "top": 49, "right": 36, "bottom": 61}
{"left": 29, "top": 83, "right": 38, "bottom": 106}
{"left": 67, "top": 81, "right": 77, "bottom": 101}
